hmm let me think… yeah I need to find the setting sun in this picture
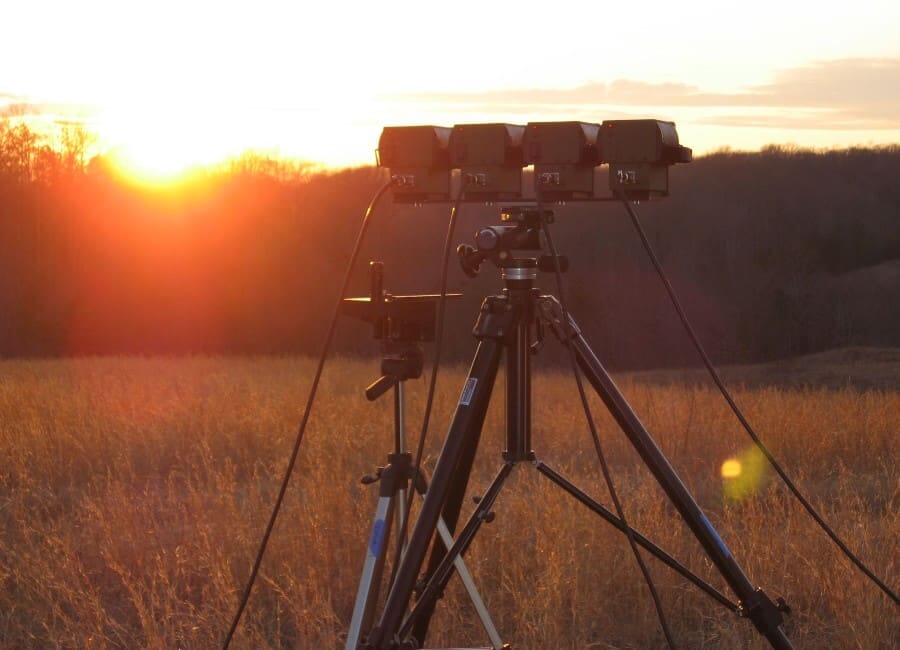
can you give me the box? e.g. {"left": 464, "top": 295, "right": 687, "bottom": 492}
{"left": 107, "top": 139, "right": 209, "bottom": 185}
{"left": 3, "top": 1, "right": 898, "bottom": 173}
{"left": 98, "top": 106, "right": 242, "bottom": 184}
{"left": 93, "top": 99, "right": 379, "bottom": 184}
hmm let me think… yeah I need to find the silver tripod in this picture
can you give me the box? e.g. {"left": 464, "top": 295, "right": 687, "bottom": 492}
{"left": 343, "top": 264, "right": 504, "bottom": 650}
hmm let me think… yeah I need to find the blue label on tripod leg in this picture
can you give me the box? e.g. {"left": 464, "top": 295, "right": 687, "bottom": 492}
{"left": 460, "top": 378, "right": 478, "bottom": 405}
{"left": 700, "top": 512, "right": 732, "bottom": 559}
{"left": 370, "top": 519, "right": 385, "bottom": 557}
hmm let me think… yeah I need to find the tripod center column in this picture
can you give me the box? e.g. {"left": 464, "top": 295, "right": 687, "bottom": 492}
{"left": 502, "top": 261, "right": 538, "bottom": 462}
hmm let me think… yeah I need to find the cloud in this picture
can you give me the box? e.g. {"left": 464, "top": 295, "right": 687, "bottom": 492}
{"left": 0, "top": 94, "right": 93, "bottom": 122}
{"left": 1, "top": 102, "right": 40, "bottom": 118}
{"left": 750, "top": 58, "right": 900, "bottom": 111}
{"left": 381, "top": 59, "right": 900, "bottom": 131}
{"left": 383, "top": 79, "right": 706, "bottom": 108}
{"left": 703, "top": 108, "right": 899, "bottom": 131}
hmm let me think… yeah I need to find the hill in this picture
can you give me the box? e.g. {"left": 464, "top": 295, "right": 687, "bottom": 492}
{"left": 1, "top": 121, "right": 898, "bottom": 368}
{"left": 629, "top": 346, "right": 900, "bottom": 391}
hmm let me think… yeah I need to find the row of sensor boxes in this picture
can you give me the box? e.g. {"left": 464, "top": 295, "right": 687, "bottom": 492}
{"left": 377, "top": 120, "right": 692, "bottom": 202}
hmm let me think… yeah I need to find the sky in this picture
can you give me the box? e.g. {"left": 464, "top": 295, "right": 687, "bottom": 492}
{"left": 2, "top": 0, "right": 899, "bottom": 177}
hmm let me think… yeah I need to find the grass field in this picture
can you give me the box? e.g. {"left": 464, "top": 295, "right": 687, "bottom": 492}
{"left": 0, "top": 352, "right": 897, "bottom": 648}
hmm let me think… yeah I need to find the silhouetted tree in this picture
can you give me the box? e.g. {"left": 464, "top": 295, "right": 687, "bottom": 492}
{"left": 0, "top": 120, "right": 897, "bottom": 365}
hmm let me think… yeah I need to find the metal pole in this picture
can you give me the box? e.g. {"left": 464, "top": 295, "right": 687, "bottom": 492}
{"left": 502, "top": 266, "right": 536, "bottom": 462}
{"left": 393, "top": 382, "right": 407, "bottom": 551}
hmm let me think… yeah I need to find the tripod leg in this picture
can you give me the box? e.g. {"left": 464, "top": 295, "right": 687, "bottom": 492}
{"left": 404, "top": 469, "right": 506, "bottom": 648}
{"left": 433, "top": 516, "right": 505, "bottom": 650}
{"left": 534, "top": 460, "right": 736, "bottom": 611}
{"left": 388, "top": 383, "right": 409, "bottom": 589}
{"left": 347, "top": 493, "right": 396, "bottom": 650}
{"left": 539, "top": 297, "right": 792, "bottom": 649}
{"left": 369, "top": 338, "right": 503, "bottom": 649}
{"left": 400, "top": 462, "right": 515, "bottom": 643}
{"left": 409, "top": 365, "right": 493, "bottom": 644}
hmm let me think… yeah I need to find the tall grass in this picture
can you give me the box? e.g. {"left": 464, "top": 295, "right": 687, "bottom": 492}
{"left": 0, "top": 356, "right": 896, "bottom": 648}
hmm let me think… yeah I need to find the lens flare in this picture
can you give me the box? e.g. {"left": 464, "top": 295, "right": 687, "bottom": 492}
{"left": 722, "top": 447, "right": 767, "bottom": 501}
{"left": 721, "top": 458, "right": 743, "bottom": 479}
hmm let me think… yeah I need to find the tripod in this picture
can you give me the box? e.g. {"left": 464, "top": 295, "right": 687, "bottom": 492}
{"left": 358, "top": 207, "right": 792, "bottom": 649}
{"left": 342, "top": 264, "right": 505, "bottom": 650}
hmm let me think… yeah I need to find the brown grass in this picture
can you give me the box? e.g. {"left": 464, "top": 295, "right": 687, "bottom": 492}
{"left": 0, "top": 355, "right": 897, "bottom": 648}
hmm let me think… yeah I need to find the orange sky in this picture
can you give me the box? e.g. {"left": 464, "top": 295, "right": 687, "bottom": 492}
{"left": 2, "top": 0, "right": 899, "bottom": 177}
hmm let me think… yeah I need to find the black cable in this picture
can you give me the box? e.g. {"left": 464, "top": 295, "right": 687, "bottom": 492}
{"left": 619, "top": 195, "right": 899, "bottom": 606}
{"left": 392, "top": 186, "right": 465, "bottom": 570}
{"left": 221, "top": 179, "right": 395, "bottom": 649}
{"left": 537, "top": 188, "right": 678, "bottom": 649}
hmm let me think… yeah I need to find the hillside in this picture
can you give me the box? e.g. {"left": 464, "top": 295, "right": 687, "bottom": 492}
{"left": 629, "top": 346, "right": 900, "bottom": 391}
{"left": 1, "top": 122, "right": 898, "bottom": 368}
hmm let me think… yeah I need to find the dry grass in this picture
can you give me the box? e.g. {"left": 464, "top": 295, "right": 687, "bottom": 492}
{"left": 0, "top": 355, "right": 897, "bottom": 649}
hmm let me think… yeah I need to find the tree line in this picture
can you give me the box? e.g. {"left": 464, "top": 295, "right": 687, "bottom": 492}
{"left": 1, "top": 120, "right": 898, "bottom": 368}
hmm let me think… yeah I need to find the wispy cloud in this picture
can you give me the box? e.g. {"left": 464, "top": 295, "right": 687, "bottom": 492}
{"left": 381, "top": 59, "right": 900, "bottom": 131}
{"left": 381, "top": 80, "right": 706, "bottom": 109}
{"left": 0, "top": 95, "right": 94, "bottom": 123}
{"left": 702, "top": 109, "right": 899, "bottom": 131}
{"left": 749, "top": 59, "right": 900, "bottom": 111}
{"left": 1, "top": 101, "right": 40, "bottom": 118}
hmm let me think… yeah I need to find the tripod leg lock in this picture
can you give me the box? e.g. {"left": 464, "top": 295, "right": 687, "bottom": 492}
{"left": 537, "top": 295, "right": 581, "bottom": 343}
{"left": 739, "top": 587, "right": 790, "bottom": 633}
{"left": 472, "top": 495, "right": 496, "bottom": 524}
{"left": 473, "top": 296, "right": 517, "bottom": 341}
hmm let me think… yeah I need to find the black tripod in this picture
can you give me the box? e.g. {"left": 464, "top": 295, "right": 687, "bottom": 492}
{"left": 360, "top": 208, "right": 793, "bottom": 650}
{"left": 342, "top": 264, "right": 504, "bottom": 650}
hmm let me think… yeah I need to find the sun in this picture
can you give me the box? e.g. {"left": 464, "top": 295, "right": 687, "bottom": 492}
{"left": 108, "top": 138, "right": 205, "bottom": 186}
{"left": 92, "top": 96, "right": 383, "bottom": 186}
{"left": 98, "top": 106, "right": 245, "bottom": 186}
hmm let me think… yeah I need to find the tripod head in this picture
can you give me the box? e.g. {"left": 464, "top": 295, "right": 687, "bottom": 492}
{"left": 457, "top": 205, "right": 569, "bottom": 278}
{"left": 341, "top": 261, "right": 461, "bottom": 400}
{"left": 342, "top": 261, "right": 453, "bottom": 343}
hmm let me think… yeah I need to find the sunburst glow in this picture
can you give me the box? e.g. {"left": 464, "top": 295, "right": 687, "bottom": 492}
{"left": 98, "top": 106, "right": 240, "bottom": 185}
{"left": 3, "top": 1, "right": 899, "bottom": 181}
